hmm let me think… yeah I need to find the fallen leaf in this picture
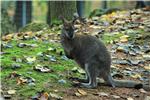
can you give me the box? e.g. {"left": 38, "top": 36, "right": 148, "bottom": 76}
{"left": 48, "top": 47, "right": 56, "bottom": 52}
{"left": 3, "top": 95, "right": 11, "bottom": 99}
{"left": 129, "top": 50, "right": 136, "bottom": 56}
{"left": 29, "top": 44, "right": 38, "bottom": 47}
{"left": 2, "top": 34, "right": 14, "bottom": 41}
{"left": 28, "top": 82, "right": 36, "bottom": 86}
{"left": 128, "top": 59, "right": 141, "bottom": 66}
{"left": 71, "top": 67, "right": 78, "bottom": 72}
{"left": 7, "top": 90, "right": 16, "bottom": 95}
{"left": 144, "top": 66, "right": 150, "bottom": 70}
{"left": 9, "top": 71, "right": 21, "bottom": 78}
{"left": 15, "top": 58, "right": 22, "bottom": 63}
{"left": 11, "top": 63, "right": 21, "bottom": 69}
{"left": 78, "top": 68, "right": 86, "bottom": 74}
{"left": 17, "top": 77, "right": 27, "bottom": 85}
{"left": 75, "top": 92, "right": 82, "bottom": 97}
{"left": 46, "top": 55, "right": 56, "bottom": 62}
{"left": 143, "top": 55, "right": 150, "bottom": 61}
{"left": 37, "top": 52, "right": 43, "bottom": 56}
{"left": 139, "top": 88, "right": 147, "bottom": 94}
{"left": 116, "top": 46, "right": 125, "bottom": 52}
{"left": 97, "top": 92, "right": 109, "bottom": 97}
{"left": 39, "top": 92, "right": 49, "bottom": 100}
{"left": 18, "top": 43, "right": 38, "bottom": 48}
{"left": 111, "top": 95, "right": 120, "bottom": 99}
{"left": 17, "top": 43, "right": 27, "bottom": 48}
{"left": 77, "top": 89, "right": 87, "bottom": 96}
{"left": 127, "top": 97, "right": 134, "bottom": 100}
{"left": 26, "top": 56, "right": 36, "bottom": 64}
{"left": 61, "top": 55, "right": 68, "bottom": 60}
{"left": 120, "top": 35, "right": 129, "bottom": 42}
{"left": 34, "top": 64, "right": 53, "bottom": 73}
{"left": 2, "top": 43, "right": 13, "bottom": 48}
{"left": 31, "top": 91, "right": 46, "bottom": 100}
{"left": 17, "top": 76, "right": 35, "bottom": 85}
{"left": 144, "top": 96, "right": 150, "bottom": 100}
{"left": 131, "top": 73, "right": 142, "bottom": 79}
{"left": 49, "top": 93, "right": 63, "bottom": 99}
{"left": 112, "top": 59, "right": 130, "bottom": 65}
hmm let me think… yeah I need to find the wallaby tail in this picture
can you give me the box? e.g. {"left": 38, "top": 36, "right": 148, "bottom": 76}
{"left": 112, "top": 79, "right": 142, "bottom": 88}
{"left": 112, "top": 78, "right": 150, "bottom": 91}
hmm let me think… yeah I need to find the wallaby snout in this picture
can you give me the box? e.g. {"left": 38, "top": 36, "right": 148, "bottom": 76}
{"left": 68, "top": 31, "right": 74, "bottom": 39}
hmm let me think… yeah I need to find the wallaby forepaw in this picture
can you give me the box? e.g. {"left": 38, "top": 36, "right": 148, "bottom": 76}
{"left": 80, "top": 83, "right": 97, "bottom": 89}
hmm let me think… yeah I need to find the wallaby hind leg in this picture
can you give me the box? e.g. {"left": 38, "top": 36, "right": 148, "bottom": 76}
{"left": 103, "top": 74, "right": 115, "bottom": 88}
{"left": 81, "top": 63, "right": 97, "bottom": 88}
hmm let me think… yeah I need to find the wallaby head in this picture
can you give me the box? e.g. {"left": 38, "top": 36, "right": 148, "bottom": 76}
{"left": 60, "top": 16, "right": 78, "bottom": 39}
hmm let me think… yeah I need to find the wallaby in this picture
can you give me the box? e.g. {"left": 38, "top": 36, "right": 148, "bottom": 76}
{"left": 60, "top": 16, "right": 150, "bottom": 91}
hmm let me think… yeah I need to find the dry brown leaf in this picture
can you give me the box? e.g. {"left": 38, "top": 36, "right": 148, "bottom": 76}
{"left": 144, "top": 66, "right": 150, "bottom": 70}
{"left": 17, "top": 77, "right": 27, "bottom": 85}
{"left": 75, "top": 92, "right": 82, "bottom": 97}
{"left": 39, "top": 92, "right": 49, "bottom": 100}
{"left": 2, "top": 34, "right": 14, "bottom": 41}
{"left": 120, "top": 35, "right": 129, "bottom": 42}
{"left": 77, "top": 89, "right": 87, "bottom": 96}
{"left": 131, "top": 74, "right": 142, "bottom": 79}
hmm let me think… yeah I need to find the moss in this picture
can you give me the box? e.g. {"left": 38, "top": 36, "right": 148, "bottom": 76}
{"left": 1, "top": 38, "right": 80, "bottom": 98}
{"left": 19, "top": 22, "right": 49, "bottom": 32}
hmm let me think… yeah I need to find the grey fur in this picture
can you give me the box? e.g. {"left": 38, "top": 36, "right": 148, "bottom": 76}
{"left": 60, "top": 17, "right": 150, "bottom": 90}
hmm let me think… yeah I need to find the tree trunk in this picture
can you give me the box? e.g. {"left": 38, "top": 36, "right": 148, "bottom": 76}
{"left": 77, "top": 1, "right": 84, "bottom": 17}
{"left": 102, "top": 1, "right": 107, "bottom": 9}
{"left": 47, "top": 1, "right": 51, "bottom": 25}
{"left": 47, "top": 1, "right": 76, "bottom": 25}
{"left": 136, "top": 1, "right": 146, "bottom": 8}
{"left": 14, "top": 1, "right": 32, "bottom": 30}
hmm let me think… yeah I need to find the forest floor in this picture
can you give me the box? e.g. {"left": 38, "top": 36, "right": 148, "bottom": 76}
{"left": 1, "top": 8, "right": 150, "bottom": 100}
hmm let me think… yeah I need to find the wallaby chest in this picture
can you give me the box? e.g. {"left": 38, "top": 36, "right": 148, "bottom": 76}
{"left": 61, "top": 35, "right": 101, "bottom": 63}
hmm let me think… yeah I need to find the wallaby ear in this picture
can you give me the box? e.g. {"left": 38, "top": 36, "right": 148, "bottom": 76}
{"left": 59, "top": 15, "right": 68, "bottom": 24}
{"left": 72, "top": 13, "right": 79, "bottom": 24}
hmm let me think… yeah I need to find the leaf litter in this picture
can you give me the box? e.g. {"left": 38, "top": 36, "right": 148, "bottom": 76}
{"left": 1, "top": 8, "right": 150, "bottom": 100}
